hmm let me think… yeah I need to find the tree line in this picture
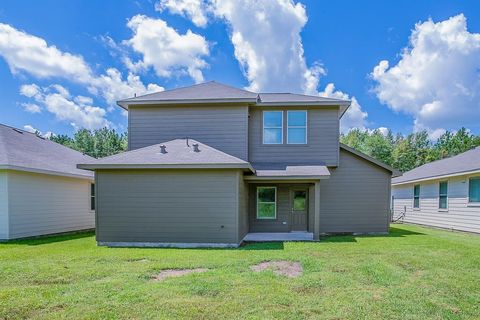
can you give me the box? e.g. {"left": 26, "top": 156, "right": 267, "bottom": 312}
{"left": 49, "top": 127, "right": 480, "bottom": 173}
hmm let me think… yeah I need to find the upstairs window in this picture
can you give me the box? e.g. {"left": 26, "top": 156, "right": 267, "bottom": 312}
{"left": 413, "top": 184, "right": 420, "bottom": 209}
{"left": 287, "top": 111, "right": 307, "bottom": 144}
{"left": 469, "top": 177, "right": 480, "bottom": 203}
{"left": 263, "top": 111, "right": 283, "bottom": 144}
{"left": 90, "top": 183, "right": 95, "bottom": 211}
{"left": 439, "top": 181, "right": 448, "bottom": 209}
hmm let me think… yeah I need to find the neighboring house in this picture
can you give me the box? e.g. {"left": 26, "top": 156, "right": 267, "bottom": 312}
{"left": 0, "top": 124, "right": 95, "bottom": 240}
{"left": 392, "top": 147, "right": 480, "bottom": 233}
{"left": 79, "top": 81, "right": 396, "bottom": 248}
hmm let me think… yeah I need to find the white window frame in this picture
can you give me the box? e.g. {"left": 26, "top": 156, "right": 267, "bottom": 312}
{"left": 438, "top": 181, "right": 448, "bottom": 210}
{"left": 413, "top": 184, "right": 420, "bottom": 209}
{"left": 468, "top": 176, "right": 480, "bottom": 204}
{"left": 287, "top": 110, "right": 307, "bottom": 144}
{"left": 263, "top": 111, "right": 283, "bottom": 144}
{"left": 256, "top": 186, "right": 277, "bottom": 220}
{"left": 90, "top": 183, "right": 95, "bottom": 211}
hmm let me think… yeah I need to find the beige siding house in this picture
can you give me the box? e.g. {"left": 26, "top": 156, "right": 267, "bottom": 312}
{"left": 80, "top": 81, "right": 396, "bottom": 247}
{"left": 0, "top": 124, "right": 95, "bottom": 240}
{"left": 392, "top": 147, "right": 480, "bottom": 233}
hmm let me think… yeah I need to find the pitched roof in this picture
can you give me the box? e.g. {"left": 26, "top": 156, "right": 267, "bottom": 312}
{"left": 117, "top": 81, "right": 351, "bottom": 116}
{"left": 392, "top": 147, "right": 480, "bottom": 185}
{"left": 0, "top": 124, "right": 94, "bottom": 179}
{"left": 245, "top": 165, "right": 330, "bottom": 181}
{"left": 78, "top": 138, "right": 254, "bottom": 171}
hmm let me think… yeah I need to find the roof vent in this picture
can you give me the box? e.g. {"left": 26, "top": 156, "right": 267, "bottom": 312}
{"left": 159, "top": 145, "right": 167, "bottom": 154}
{"left": 192, "top": 143, "right": 200, "bottom": 153}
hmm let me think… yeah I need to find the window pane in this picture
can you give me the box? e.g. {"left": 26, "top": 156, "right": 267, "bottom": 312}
{"left": 293, "top": 191, "right": 306, "bottom": 210}
{"left": 439, "top": 182, "right": 448, "bottom": 195}
{"left": 264, "top": 111, "right": 282, "bottom": 127}
{"left": 470, "top": 178, "right": 480, "bottom": 202}
{"left": 258, "top": 187, "right": 275, "bottom": 202}
{"left": 257, "top": 203, "right": 275, "bottom": 219}
{"left": 414, "top": 185, "right": 420, "bottom": 197}
{"left": 414, "top": 198, "right": 420, "bottom": 208}
{"left": 288, "top": 111, "right": 306, "bottom": 126}
{"left": 264, "top": 128, "right": 282, "bottom": 144}
{"left": 288, "top": 128, "right": 306, "bottom": 144}
{"left": 91, "top": 183, "right": 95, "bottom": 196}
{"left": 439, "top": 196, "right": 447, "bottom": 209}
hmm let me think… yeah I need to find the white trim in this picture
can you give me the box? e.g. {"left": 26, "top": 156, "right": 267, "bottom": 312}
{"left": 287, "top": 110, "right": 307, "bottom": 144}
{"left": 0, "top": 165, "right": 93, "bottom": 180}
{"left": 262, "top": 111, "right": 283, "bottom": 144}
{"left": 256, "top": 186, "right": 277, "bottom": 220}
{"left": 98, "top": 241, "right": 240, "bottom": 248}
{"left": 438, "top": 180, "right": 448, "bottom": 210}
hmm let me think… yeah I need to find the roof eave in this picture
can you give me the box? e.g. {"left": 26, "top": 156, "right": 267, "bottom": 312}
{"left": 392, "top": 168, "right": 480, "bottom": 186}
{"left": 77, "top": 163, "right": 255, "bottom": 173}
{"left": 244, "top": 175, "right": 330, "bottom": 182}
{"left": 0, "top": 164, "right": 94, "bottom": 180}
{"left": 255, "top": 101, "right": 350, "bottom": 107}
{"left": 117, "top": 98, "right": 259, "bottom": 110}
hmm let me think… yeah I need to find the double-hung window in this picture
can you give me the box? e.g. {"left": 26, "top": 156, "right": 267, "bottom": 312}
{"left": 287, "top": 111, "right": 307, "bottom": 144}
{"left": 469, "top": 177, "right": 480, "bottom": 203}
{"left": 439, "top": 181, "right": 448, "bottom": 209}
{"left": 413, "top": 184, "right": 420, "bottom": 209}
{"left": 263, "top": 111, "right": 283, "bottom": 144}
{"left": 257, "top": 187, "right": 276, "bottom": 219}
{"left": 90, "top": 183, "right": 95, "bottom": 211}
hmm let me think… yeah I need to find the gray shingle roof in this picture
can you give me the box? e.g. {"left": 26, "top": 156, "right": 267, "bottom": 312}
{"left": 257, "top": 93, "right": 347, "bottom": 104}
{"left": 0, "top": 124, "right": 94, "bottom": 179}
{"left": 78, "top": 138, "right": 253, "bottom": 171}
{"left": 392, "top": 147, "right": 480, "bottom": 184}
{"left": 252, "top": 165, "right": 330, "bottom": 180}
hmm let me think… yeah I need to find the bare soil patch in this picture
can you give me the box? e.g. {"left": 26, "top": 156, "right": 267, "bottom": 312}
{"left": 250, "top": 261, "right": 303, "bottom": 278}
{"left": 152, "top": 268, "right": 208, "bottom": 281}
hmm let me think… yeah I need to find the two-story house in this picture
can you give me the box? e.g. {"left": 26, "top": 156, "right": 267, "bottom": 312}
{"left": 79, "top": 81, "right": 396, "bottom": 247}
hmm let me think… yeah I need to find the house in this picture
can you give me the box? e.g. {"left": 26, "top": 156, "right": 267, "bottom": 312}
{"left": 79, "top": 81, "right": 396, "bottom": 248}
{"left": 392, "top": 147, "right": 480, "bottom": 233}
{"left": 0, "top": 124, "right": 95, "bottom": 240}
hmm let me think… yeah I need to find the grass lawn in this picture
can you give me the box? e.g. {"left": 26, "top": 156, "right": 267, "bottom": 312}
{"left": 1, "top": 224, "right": 479, "bottom": 319}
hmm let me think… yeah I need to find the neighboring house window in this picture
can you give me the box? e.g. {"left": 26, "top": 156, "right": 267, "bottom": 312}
{"left": 263, "top": 111, "right": 283, "bottom": 144}
{"left": 469, "top": 177, "right": 480, "bottom": 203}
{"left": 439, "top": 181, "right": 448, "bottom": 209}
{"left": 257, "top": 187, "right": 276, "bottom": 219}
{"left": 90, "top": 183, "right": 95, "bottom": 211}
{"left": 287, "top": 111, "right": 307, "bottom": 144}
{"left": 413, "top": 185, "right": 420, "bottom": 209}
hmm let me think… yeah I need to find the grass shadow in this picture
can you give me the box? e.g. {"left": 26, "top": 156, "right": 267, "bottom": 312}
{"left": 1, "top": 230, "right": 94, "bottom": 246}
{"left": 320, "top": 226, "right": 425, "bottom": 243}
{"left": 239, "top": 242, "right": 284, "bottom": 250}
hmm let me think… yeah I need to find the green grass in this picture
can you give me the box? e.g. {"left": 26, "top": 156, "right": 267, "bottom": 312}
{"left": 1, "top": 224, "right": 479, "bottom": 319}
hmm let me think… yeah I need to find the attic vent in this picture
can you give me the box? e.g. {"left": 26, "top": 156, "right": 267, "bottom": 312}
{"left": 192, "top": 143, "right": 200, "bottom": 153}
{"left": 159, "top": 145, "right": 167, "bottom": 154}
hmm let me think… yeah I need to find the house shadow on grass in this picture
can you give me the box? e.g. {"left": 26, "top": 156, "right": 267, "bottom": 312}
{"left": 1, "top": 230, "right": 94, "bottom": 246}
{"left": 319, "top": 226, "right": 425, "bottom": 243}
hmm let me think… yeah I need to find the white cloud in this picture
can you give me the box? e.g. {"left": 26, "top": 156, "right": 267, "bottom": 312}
{"left": 371, "top": 14, "right": 480, "bottom": 135}
{"left": 210, "top": 0, "right": 322, "bottom": 94}
{"left": 19, "top": 83, "right": 41, "bottom": 98}
{"left": 20, "top": 84, "right": 110, "bottom": 130}
{"left": 23, "top": 124, "right": 54, "bottom": 138}
{"left": 123, "top": 15, "right": 209, "bottom": 83}
{"left": 320, "top": 83, "right": 368, "bottom": 133}
{"left": 155, "top": 0, "right": 208, "bottom": 27}
{"left": 21, "top": 103, "right": 41, "bottom": 113}
{"left": 0, "top": 23, "right": 162, "bottom": 106}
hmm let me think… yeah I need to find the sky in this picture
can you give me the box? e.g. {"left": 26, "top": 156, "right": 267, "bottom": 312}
{"left": 0, "top": 0, "right": 479, "bottom": 139}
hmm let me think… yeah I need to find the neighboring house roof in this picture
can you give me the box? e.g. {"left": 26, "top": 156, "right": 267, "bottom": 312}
{"left": 78, "top": 138, "right": 254, "bottom": 171}
{"left": 117, "top": 81, "right": 350, "bottom": 116}
{"left": 0, "top": 123, "right": 94, "bottom": 179}
{"left": 245, "top": 165, "right": 330, "bottom": 181}
{"left": 392, "top": 146, "right": 480, "bottom": 185}
{"left": 340, "top": 143, "right": 399, "bottom": 176}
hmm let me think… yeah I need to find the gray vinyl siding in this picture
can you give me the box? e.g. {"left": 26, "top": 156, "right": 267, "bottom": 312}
{"left": 237, "top": 174, "right": 249, "bottom": 242}
{"left": 319, "top": 149, "right": 391, "bottom": 234}
{"left": 6, "top": 171, "right": 94, "bottom": 239}
{"left": 0, "top": 171, "right": 8, "bottom": 239}
{"left": 248, "top": 106, "right": 339, "bottom": 166}
{"left": 392, "top": 174, "right": 480, "bottom": 233}
{"left": 128, "top": 105, "right": 249, "bottom": 160}
{"left": 96, "top": 169, "right": 242, "bottom": 244}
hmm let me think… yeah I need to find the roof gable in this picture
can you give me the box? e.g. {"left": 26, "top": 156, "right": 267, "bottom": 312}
{"left": 0, "top": 124, "right": 94, "bottom": 179}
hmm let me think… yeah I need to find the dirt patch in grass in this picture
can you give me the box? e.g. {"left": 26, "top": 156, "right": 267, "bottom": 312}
{"left": 152, "top": 268, "right": 208, "bottom": 281}
{"left": 250, "top": 261, "right": 303, "bottom": 278}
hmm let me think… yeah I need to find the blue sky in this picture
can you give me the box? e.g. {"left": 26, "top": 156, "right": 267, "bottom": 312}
{"left": 0, "top": 0, "right": 479, "bottom": 138}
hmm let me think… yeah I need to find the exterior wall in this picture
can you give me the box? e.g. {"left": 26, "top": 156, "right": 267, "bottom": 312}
{"left": 248, "top": 183, "right": 312, "bottom": 233}
{"left": 237, "top": 174, "right": 249, "bottom": 242}
{"left": 96, "top": 169, "right": 242, "bottom": 244}
{"left": 7, "top": 171, "right": 94, "bottom": 239}
{"left": 128, "top": 105, "right": 249, "bottom": 160}
{"left": 319, "top": 149, "right": 391, "bottom": 234}
{"left": 248, "top": 106, "right": 340, "bottom": 166}
{"left": 392, "top": 174, "right": 480, "bottom": 233}
{"left": 0, "top": 171, "right": 8, "bottom": 239}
